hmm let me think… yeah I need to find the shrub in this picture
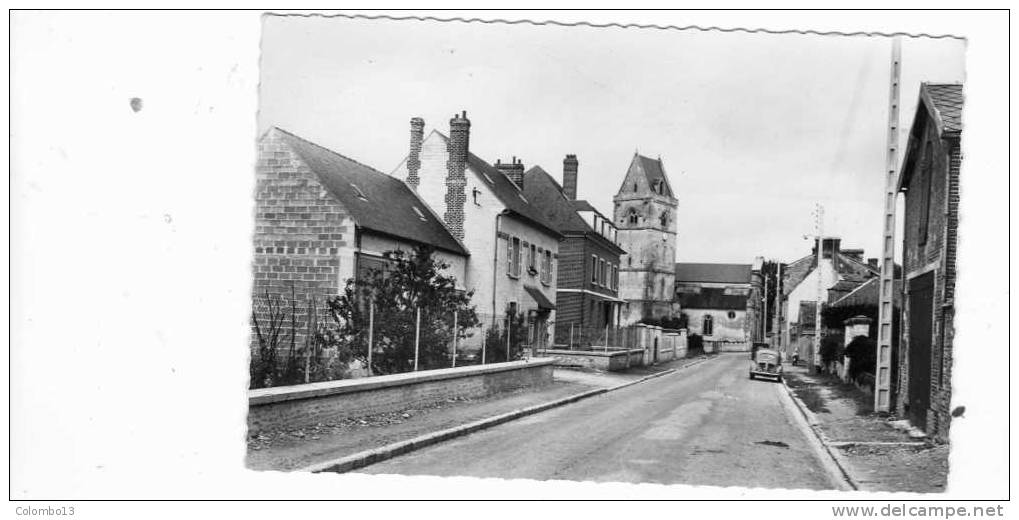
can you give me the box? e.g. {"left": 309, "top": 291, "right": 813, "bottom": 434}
{"left": 844, "top": 335, "right": 877, "bottom": 380}
{"left": 819, "top": 334, "right": 845, "bottom": 367}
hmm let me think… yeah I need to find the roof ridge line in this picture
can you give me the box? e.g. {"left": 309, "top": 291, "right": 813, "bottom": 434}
{"left": 270, "top": 126, "right": 390, "bottom": 178}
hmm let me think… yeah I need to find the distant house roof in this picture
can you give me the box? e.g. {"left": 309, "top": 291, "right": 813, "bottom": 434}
{"left": 268, "top": 127, "right": 468, "bottom": 256}
{"left": 782, "top": 249, "right": 883, "bottom": 296}
{"left": 521, "top": 166, "right": 624, "bottom": 253}
{"left": 675, "top": 263, "right": 752, "bottom": 284}
{"left": 831, "top": 277, "right": 903, "bottom": 308}
{"left": 676, "top": 287, "right": 747, "bottom": 310}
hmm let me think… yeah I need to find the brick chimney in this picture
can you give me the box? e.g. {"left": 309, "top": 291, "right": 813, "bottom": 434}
{"left": 812, "top": 237, "right": 842, "bottom": 259}
{"left": 496, "top": 156, "right": 525, "bottom": 189}
{"left": 867, "top": 257, "right": 879, "bottom": 269}
{"left": 562, "top": 154, "right": 579, "bottom": 199}
{"left": 445, "top": 111, "right": 470, "bottom": 240}
{"left": 406, "top": 117, "right": 425, "bottom": 190}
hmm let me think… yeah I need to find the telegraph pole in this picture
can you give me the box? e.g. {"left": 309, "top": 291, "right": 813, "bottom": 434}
{"left": 803, "top": 204, "right": 825, "bottom": 374}
{"left": 875, "top": 37, "right": 902, "bottom": 413}
{"left": 775, "top": 262, "right": 782, "bottom": 351}
{"left": 762, "top": 273, "right": 769, "bottom": 342}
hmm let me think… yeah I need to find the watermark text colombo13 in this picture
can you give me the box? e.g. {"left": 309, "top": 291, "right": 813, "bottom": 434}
{"left": 14, "top": 506, "right": 75, "bottom": 516}
{"left": 832, "top": 504, "right": 1005, "bottom": 518}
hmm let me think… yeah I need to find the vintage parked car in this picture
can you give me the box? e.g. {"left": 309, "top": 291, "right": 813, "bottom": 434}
{"left": 749, "top": 346, "right": 783, "bottom": 382}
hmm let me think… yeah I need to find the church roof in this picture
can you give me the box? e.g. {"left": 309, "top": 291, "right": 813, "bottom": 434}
{"left": 675, "top": 263, "right": 752, "bottom": 284}
{"left": 676, "top": 287, "right": 748, "bottom": 310}
{"left": 634, "top": 153, "right": 674, "bottom": 198}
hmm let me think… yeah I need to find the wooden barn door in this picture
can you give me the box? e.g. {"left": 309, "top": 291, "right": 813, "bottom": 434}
{"left": 907, "top": 272, "right": 935, "bottom": 430}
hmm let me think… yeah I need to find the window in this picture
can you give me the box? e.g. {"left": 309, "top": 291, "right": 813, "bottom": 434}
{"left": 703, "top": 315, "right": 714, "bottom": 336}
{"left": 528, "top": 243, "right": 537, "bottom": 272}
{"left": 633, "top": 182, "right": 638, "bottom": 192}
{"left": 591, "top": 255, "right": 598, "bottom": 284}
{"left": 918, "top": 145, "right": 934, "bottom": 245}
{"left": 659, "top": 209, "right": 670, "bottom": 228}
{"left": 727, "top": 311, "right": 736, "bottom": 320}
{"left": 541, "top": 249, "right": 552, "bottom": 284}
{"left": 628, "top": 209, "right": 639, "bottom": 225}
{"left": 508, "top": 237, "right": 521, "bottom": 278}
{"left": 600, "top": 259, "right": 607, "bottom": 286}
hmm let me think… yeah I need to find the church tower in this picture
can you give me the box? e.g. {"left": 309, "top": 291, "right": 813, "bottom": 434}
{"left": 613, "top": 153, "right": 679, "bottom": 325}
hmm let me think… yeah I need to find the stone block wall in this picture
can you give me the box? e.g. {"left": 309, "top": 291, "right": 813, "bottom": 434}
{"left": 252, "top": 130, "right": 355, "bottom": 349}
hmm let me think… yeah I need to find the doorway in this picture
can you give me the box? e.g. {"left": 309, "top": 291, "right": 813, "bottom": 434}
{"left": 907, "top": 271, "right": 934, "bottom": 430}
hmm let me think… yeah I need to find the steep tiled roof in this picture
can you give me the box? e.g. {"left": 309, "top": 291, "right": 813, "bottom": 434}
{"left": 520, "top": 166, "right": 590, "bottom": 233}
{"left": 636, "top": 154, "right": 674, "bottom": 197}
{"left": 676, "top": 287, "right": 747, "bottom": 310}
{"left": 522, "top": 166, "right": 623, "bottom": 253}
{"left": 270, "top": 128, "right": 468, "bottom": 256}
{"left": 831, "top": 278, "right": 903, "bottom": 308}
{"left": 419, "top": 131, "right": 560, "bottom": 239}
{"left": 923, "top": 83, "right": 964, "bottom": 134}
{"left": 675, "top": 263, "right": 752, "bottom": 284}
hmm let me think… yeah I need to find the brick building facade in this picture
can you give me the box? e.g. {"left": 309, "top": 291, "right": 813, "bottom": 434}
{"left": 895, "top": 83, "right": 963, "bottom": 441}
{"left": 522, "top": 159, "right": 625, "bottom": 346}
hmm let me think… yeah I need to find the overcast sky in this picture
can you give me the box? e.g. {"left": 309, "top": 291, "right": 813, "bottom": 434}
{"left": 258, "top": 16, "right": 965, "bottom": 264}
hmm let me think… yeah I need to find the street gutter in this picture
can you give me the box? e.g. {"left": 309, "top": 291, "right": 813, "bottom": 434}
{"left": 302, "top": 356, "right": 710, "bottom": 474}
{"left": 778, "top": 377, "right": 859, "bottom": 491}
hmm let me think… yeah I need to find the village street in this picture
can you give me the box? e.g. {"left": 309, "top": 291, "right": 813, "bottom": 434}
{"left": 361, "top": 353, "right": 838, "bottom": 489}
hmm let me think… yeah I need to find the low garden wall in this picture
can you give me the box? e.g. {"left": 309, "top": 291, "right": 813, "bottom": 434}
{"left": 541, "top": 349, "right": 632, "bottom": 371}
{"left": 247, "top": 359, "right": 555, "bottom": 435}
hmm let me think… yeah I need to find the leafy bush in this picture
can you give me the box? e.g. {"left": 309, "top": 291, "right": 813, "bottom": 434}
{"left": 321, "top": 245, "right": 479, "bottom": 376}
{"left": 819, "top": 334, "right": 845, "bottom": 367}
{"left": 844, "top": 335, "right": 877, "bottom": 380}
{"left": 249, "top": 290, "right": 353, "bottom": 389}
{"left": 481, "top": 310, "right": 527, "bottom": 363}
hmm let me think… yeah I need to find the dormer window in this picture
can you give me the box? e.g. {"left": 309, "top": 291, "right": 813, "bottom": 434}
{"left": 350, "top": 183, "right": 368, "bottom": 201}
{"left": 412, "top": 206, "right": 427, "bottom": 222}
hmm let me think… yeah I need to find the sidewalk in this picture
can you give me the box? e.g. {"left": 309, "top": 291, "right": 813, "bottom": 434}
{"left": 783, "top": 365, "right": 949, "bottom": 493}
{"left": 246, "top": 358, "right": 693, "bottom": 472}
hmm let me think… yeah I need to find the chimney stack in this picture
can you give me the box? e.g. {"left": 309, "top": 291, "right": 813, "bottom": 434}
{"left": 445, "top": 111, "right": 470, "bottom": 240}
{"left": 406, "top": 117, "right": 425, "bottom": 190}
{"left": 562, "top": 154, "right": 579, "bottom": 200}
{"left": 496, "top": 156, "right": 525, "bottom": 189}
{"left": 867, "top": 257, "right": 879, "bottom": 270}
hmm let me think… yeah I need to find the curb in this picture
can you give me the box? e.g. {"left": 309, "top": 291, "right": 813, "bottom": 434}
{"left": 779, "top": 378, "right": 860, "bottom": 491}
{"left": 302, "top": 358, "right": 704, "bottom": 474}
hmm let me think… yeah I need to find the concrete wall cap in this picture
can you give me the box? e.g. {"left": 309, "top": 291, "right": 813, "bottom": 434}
{"left": 249, "top": 359, "right": 555, "bottom": 406}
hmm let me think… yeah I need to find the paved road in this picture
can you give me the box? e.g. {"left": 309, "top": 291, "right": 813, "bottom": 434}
{"left": 362, "top": 353, "right": 836, "bottom": 489}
